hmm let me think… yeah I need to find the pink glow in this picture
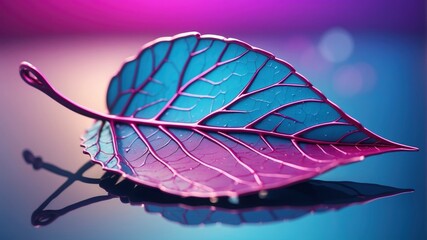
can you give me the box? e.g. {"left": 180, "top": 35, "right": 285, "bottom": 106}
{"left": 0, "top": 0, "right": 424, "bottom": 38}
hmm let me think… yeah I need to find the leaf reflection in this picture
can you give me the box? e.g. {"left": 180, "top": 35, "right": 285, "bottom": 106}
{"left": 24, "top": 150, "right": 412, "bottom": 227}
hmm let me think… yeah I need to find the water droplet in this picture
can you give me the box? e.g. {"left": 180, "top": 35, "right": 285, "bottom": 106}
{"left": 228, "top": 196, "right": 239, "bottom": 204}
{"left": 260, "top": 147, "right": 266, "bottom": 151}
{"left": 125, "top": 148, "right": 130, "bottom": 153}
{"left": 210, "top": 197, "right": 218, "bottom": 203}
{"left": 259, "top": 190, "right": 268, "bottom": 199}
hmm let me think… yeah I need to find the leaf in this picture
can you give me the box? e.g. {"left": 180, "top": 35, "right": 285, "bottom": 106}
{"left": 19, "top": 32, "right": 417, "bottom": 198}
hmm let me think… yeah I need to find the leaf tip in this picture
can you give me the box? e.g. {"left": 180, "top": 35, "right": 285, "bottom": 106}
{"left": 388, "top": 141, "right": 419, "bottom": 152}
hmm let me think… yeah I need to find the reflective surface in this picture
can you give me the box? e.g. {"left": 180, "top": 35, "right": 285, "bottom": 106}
{"left": 24, "top": 150, "right": 411, "bottom": 227}
{"left": 1, "top": 32, "right": 425, "bottom": 239}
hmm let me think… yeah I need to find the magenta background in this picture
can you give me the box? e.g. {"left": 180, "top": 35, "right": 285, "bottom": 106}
{"left": 0, "top": 0, "right": 424, "bottom": 37}
{"left": 0, "top": 0, "right": 426, "bottom": 239}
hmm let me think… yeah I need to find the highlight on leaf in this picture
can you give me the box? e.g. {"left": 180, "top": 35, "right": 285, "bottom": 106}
{"left": 19, "top": 32, "right": 417, "bottom": 197}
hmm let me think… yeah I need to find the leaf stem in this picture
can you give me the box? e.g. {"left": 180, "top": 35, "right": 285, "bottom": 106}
{"left": 19, "top": 62, "right": 417, "bottom": 151}
{"left": 19, "top": 62, "right": 111, "bottom": 121}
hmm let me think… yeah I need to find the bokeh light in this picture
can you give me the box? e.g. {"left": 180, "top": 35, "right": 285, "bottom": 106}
{"left": 319, "top": 28, "right": 354, "bottom": 63}
{"left": 333, "top": 63, "right": 377, "bottom": 96}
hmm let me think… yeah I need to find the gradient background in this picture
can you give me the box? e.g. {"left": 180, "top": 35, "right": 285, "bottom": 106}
{"left": 0, "top": 0, "right": 426, "bottom": 239}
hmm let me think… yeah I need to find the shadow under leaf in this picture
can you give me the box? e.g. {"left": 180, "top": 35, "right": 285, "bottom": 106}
{"left": 23, "top": 150, "right": 412, "bottom": 227}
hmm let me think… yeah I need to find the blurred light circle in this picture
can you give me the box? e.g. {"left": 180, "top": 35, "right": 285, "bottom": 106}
{"left": 319, "top": 28, "right": 354, "bottom": 63}
{"left": 333, "top": 63, "right": 377, "bottom": 97}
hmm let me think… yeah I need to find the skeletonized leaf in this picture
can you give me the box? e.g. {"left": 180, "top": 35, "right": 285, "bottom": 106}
{"left": 20, "top": 32, "right": 416, "bottom": 197}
